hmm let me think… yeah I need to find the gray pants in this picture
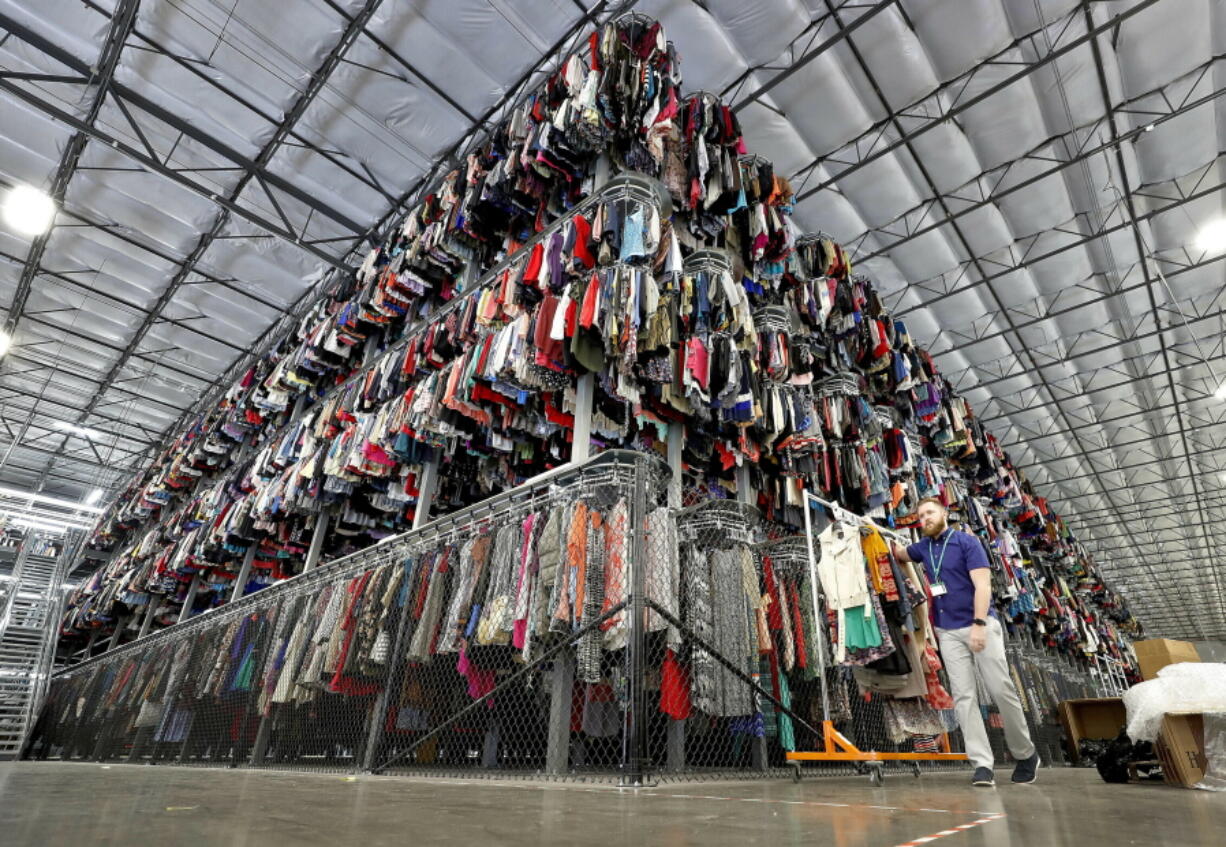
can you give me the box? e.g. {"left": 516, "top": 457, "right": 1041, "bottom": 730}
{"left": 937, "top": 616, "right": 1035, "bottom": 770}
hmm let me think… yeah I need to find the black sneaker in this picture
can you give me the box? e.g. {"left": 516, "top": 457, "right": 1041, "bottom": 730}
{"left": 971, "top": 767, "right": 995, "bottom": 786}
{"left": 1011, "top": 751, "right": 1040, "bottom": 784}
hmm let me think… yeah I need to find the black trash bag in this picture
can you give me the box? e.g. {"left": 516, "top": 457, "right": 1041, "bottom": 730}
{"left": 1077, "top": 737, "right": 1111, "bottom": 767}
{"left": 1095, "top": 730, "right": 1159, "bottom": 783}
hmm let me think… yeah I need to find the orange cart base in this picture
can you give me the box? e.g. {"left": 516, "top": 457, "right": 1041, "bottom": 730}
{"left": 786, "top": 721, "right": 969, "bottom": 764}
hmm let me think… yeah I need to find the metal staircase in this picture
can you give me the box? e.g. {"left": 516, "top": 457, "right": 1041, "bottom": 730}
{"left": 0, "top": 530, "right": 81, "bottom": 759}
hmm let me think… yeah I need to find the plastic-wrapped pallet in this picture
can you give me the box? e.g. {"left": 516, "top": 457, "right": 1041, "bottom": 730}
{"left": 1123, "top": 663, "right": 1226, "bottom": 741}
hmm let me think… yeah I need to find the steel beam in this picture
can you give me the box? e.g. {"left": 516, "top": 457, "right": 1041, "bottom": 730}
{"left": 28, "top": 0, "right": 389, "bottom": 493}
{"left": 81, "top": 0, "right": 399, "bottom": 206}
{"left": 790, "top": 0, "right": 1162, "bottom": 203}
{"left": 162, "top": 0, "right": 631, "bottom": 456}
{"left": 825, "top": 0, "right": 1169, "bottom": 623}
{"left": 891, "top": 173, "right": 1226, "bottom": 317}
{"left": 0, "top": 12, "right": 369, "bottom": 253}
{"left": 2, "top": 0, "right": 140, "bottom": 337}
{"left": 846, "top": 62, "right": 1226, "bottom": 264}
{"left": 0, "top": 247, "right": 246, "bottom": 355}
{"left": 726, "top": 0, "right": 897, "bottom": 112}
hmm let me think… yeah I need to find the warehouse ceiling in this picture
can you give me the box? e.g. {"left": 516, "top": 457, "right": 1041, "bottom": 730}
{"left": 0, "top": 0, "right": 1223, "bottom": 638}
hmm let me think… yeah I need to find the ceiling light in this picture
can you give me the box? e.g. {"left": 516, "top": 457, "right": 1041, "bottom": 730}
{"left": 1215, "top": 382, "right": 1226, "bottom": 401}
{"left": 1195, "top": 219, "right": 1226, "bottom": 254}
{"left": 52, "top": 420, "right": 99, "bottom": 440}
{"left": 2, "top": 184, "right": 56, "bottom": 236}
{"left": 1, "top": 513, "right": 90, "bottom": 535}
{"left": 84, "top": 488, "right": 103, "bottom": 505}
{"left": 0, "top": 331, "right": 11, "bottom": 358}
{"left": 0, "top": 484, "right": 105, "bottom": 514}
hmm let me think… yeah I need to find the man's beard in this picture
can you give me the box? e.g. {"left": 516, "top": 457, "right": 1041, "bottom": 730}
{"left": 922, "top": 518, "right": 946, "bottom": 538}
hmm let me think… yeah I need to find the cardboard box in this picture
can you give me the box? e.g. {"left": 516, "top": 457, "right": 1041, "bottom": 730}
{"left": 1058, "top": 698, "right": 1127, "bottom": 763}
{"left": 1133, "top": 638, "right": 1200, "bottom": 681}
{"left": 1155, "top": 713, "right": 1206, "bottom": 788}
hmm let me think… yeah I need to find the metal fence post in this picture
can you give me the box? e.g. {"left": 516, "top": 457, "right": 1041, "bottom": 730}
{"left": 545, "top": 647, "right": 576, "bottom": 775}
{"left": 665, "top": 425, "right": 686, "bottom": 772}
{"left": 360, "top": 564, "right": 414, "bottom": 772}
{"left": 622, "top": 458, "right": 649, "bottom": 786}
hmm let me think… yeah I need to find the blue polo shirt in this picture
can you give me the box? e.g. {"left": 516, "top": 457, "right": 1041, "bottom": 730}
{"left": 906, "top": 528, "right": 994, "bottom": 630}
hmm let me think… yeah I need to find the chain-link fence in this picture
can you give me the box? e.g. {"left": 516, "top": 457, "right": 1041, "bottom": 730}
{"left": 23, "top": 450, "right": 1111, "bottom": 784}
{"left": 27, "top": 452, "right": 670, "bottom": 783}
{"left": 998, "top": 628, "right": 1107, "bottom": 767}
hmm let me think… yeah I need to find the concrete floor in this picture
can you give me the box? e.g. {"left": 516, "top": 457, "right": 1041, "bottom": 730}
{"left": 1, "top": 762, "right": 1223, "bottom": 846}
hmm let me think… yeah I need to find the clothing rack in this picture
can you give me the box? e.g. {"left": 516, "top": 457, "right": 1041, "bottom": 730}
{"left": 753, "top": 304, "right": 791, "bottom": 332}
{"left": 796, "top": 231, "right": 834, "bottom": 246}
{"left": 805, "top": 490, "right": 910, "bottom": 545}
{"left": 682, "top": 248, "right": 731, "bottom": 275}
{"left": 684, "top": 90, "right": 721, "bottom": 106}
{"left": 791, "top": 487, "right": 967, "bottom": 781}
{"left": 221, "top": 173, "right": 672, "bottom": 526}
{"left": 676, "top": 498, "right": 758, "bottom": 546}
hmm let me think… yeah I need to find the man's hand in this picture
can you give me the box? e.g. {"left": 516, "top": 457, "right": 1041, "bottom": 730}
{"left": 970, "top": 624, "right": 987, "bottom": 653}
{"left": 890, "top": 540, "right": 909, "bottom": 562}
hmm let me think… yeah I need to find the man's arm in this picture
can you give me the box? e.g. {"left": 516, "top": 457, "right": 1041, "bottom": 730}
{"left": 970, "top": 567, "right": 992, "bottom": 623}
{"left": 967, "top": 539, "right": 993, "bottom": 652}
{"left": 890, "top": 540, "right": 912, "bottom": 563}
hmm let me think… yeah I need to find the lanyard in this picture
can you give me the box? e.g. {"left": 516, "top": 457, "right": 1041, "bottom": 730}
{"left": 927, "top": 532, "right": 953, "bottom": 584}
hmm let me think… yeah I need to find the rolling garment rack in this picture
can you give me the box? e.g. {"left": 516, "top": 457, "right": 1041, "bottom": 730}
{"left": 789, "top": 490, "right": 969, "bottom": 785}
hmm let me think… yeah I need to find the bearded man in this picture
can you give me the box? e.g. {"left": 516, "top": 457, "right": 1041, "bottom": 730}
{"left": 891, "top": 496, "right": 1040, "bottom": 786}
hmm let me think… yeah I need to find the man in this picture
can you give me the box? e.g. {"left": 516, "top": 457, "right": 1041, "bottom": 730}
{"left": 890, "top": 496, "right": 1040, "bottom": 786}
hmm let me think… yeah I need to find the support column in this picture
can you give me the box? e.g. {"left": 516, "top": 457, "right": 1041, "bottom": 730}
{"left": 622, "top": 461, "right": 650, "bottom": 786}
{"left": 412, "top": 455, "right": 439, "bottom": 531}
{"left": 545, "top": 649, "right": 575, "bottom": 775}
{"left": 230, "top": 545, "right": 257, "bottom": 603}
{"left": 107, "top": 615, "right": 130, "bottom": 651}
{"left": 666, "top": 423, "right": 683, "bottom": 509}
{"left": 572, "top": 375, "right": 594, "bottom": 463}
{"left": 138, "top": 597, "right": 162, "bottom": 639}
{"left": 736, "top": 462, "right": 766, "bottom": 769}
{"left": 178, "top": 574, "right": 201, "bottom": 623}
{"left": 481, "top": 719, "right": 501, "bottom": 769}
{"left": 362, "top": 332, "right": 380, "bottom": 368}
{"left": 249, "top": 705, "right": 276, "bottom": 767}
{"left": 665, "top": 423, "right": 686, "bottom": 772}
{"left": 572, "top": 153, "right": 606, "bottom": 466}
{"left": 303, "top": 511, "right": 330, "bottom": 572}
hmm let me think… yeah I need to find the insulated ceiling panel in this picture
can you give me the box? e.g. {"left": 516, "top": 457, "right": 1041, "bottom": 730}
{"left": 1, "top": 0, "right": 1223, "bottom": 639}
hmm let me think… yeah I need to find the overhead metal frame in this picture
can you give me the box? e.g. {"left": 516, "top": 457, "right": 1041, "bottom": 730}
{"left": 22, "top": 0, "right": 392, "bottom": 494}
{"left": 844, "top": 58, "right": 1226, "bottom": 266}
{"left": 0, "top": 11, "right": 370, "bottom": 265}
{"left": 789, "top": 0, "right": 1163, "bottom": 203}
{"left": 19, "top": 0, "right": 640, "bottom": 509}
{"left": 817, "top": 0, "right": 1193, "bottom": 633}
{"left": 2, "top": 0, "right": 140, "bottom": 338}
{"left": 1, "top": 0, "right": 1216, "bottom": 636}
{"left": 158, "top": 0, "right": 639, "bottom": 440}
